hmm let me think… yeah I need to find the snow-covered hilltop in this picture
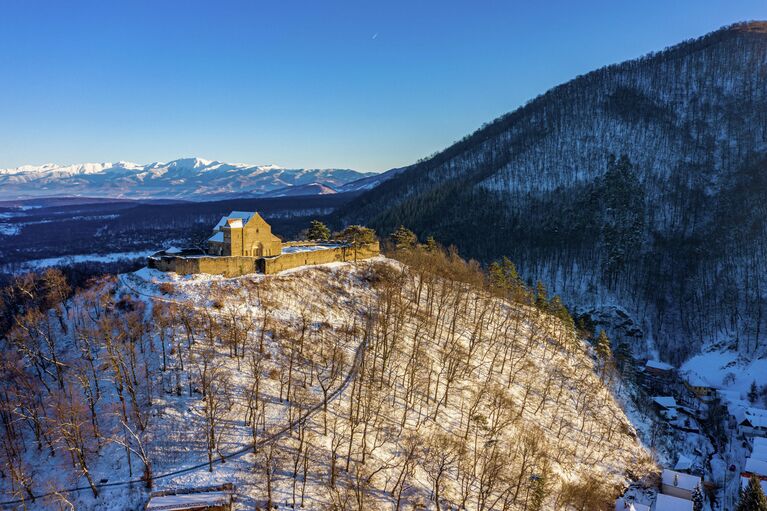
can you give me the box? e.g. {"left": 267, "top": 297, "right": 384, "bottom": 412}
{"left": 0, "top": 253, "right": 653, "bottom": 510}
{"left": 0, "top": 157, "right": 380, "bottom": 200}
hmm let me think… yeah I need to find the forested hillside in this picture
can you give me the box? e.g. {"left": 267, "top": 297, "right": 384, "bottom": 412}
{"left": 0, "top": 252, "right": 652, "bottom": 510}
{"left": 338, "top": 22, "right": 767, "bottom": 363}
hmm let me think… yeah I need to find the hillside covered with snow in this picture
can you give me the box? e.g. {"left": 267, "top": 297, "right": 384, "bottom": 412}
{"left": 0, "top": 252, "right": 653, "bottom": 510}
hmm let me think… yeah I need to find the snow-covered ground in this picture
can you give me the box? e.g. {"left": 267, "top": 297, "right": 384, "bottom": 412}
{"left": 1, "top": 257, "right": 653, "bottom": 510}
{"left": 681, "top": 346, "right": 767, "bottom": 405}
{"left": 280, "top": 244, "right": 341, "bottom": 254}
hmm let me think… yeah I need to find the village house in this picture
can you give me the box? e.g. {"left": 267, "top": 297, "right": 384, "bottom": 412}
{"left": 660, "top": 469, "right": 701, "bottom": 501}
{"left": 741, "top": 437, "right": 767, "bottom": 495}
{"left": 653, "top": 396, "right": 679, "bottom": 421}
{"left": 673, "top": 455, "right": 693, "bottom": 473}
{"left": 753, "top": 437, "right": 767, "bottom": 461}
{"left": 644, "top": 360, "right": 675, "bottom": 379}
{"left": 145, "top": 483, "right": 234, "bottom": 511}
{"left": 681, "top": 372, "right": 717, "bottom": 402}
{"left": 148, "top": 211, "right": 380, "bottom": 277}
{"left": 739, "top": 406, "right": 767, "bottom": 437}
{"left": 654, "top": 493, "right": 693, "bottom": 511}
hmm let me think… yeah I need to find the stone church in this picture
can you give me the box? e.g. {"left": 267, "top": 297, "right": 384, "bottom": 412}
{"left": 149, "top": 210, "right": 379, "bottom": 277}
{"left": 207, "top": 211, "right": 282, "bottom": 257}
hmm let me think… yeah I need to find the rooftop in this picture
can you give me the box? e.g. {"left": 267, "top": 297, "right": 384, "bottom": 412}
{"left": 742, "top": 409, "right": 767, "bottom": 428}
{"left": 645, "top": 360, "right": 674, "bottom": 371}
{"left": 615, "top": 498, "right": 650, "bottom": 511}
{"left": 753, "top": 437, "right": 767, "bottom": 462}
{"left": 674, "top": 455, "right": 693, "bottom": 472}
{"left": 145, "top": 490, "right": 230, "bottom": 511}
{"left": 213, "top": 211, "right": 258, "bottom": 230}
{"left": 655, "top": 493, "right": 693, "bottom": 511}
{"left": 744, "top": 457, "right": 767, "bottom": 477}
{"left": 653, "top": 396, "right": 678, "bottom": 409}
{"left": 661, "top": 468, "right": 701, "bottom": 491}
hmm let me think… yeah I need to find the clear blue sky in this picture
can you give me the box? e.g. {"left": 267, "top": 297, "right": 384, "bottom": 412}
{"left": 1, "top": 1, "right": 765, "bottom": 172}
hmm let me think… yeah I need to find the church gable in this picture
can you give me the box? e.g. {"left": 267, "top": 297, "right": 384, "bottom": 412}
{"left": 207, "top": 211, "right": 282, "bottom": 257}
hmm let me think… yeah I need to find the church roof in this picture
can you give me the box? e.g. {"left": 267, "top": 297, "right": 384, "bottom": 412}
{"left": 213, "top": 211, "right": 258, "bottom": 230}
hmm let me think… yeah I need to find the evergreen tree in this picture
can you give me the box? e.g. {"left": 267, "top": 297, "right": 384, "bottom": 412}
{"left": 549, "top": 296, "right": 569, "bottom": 323}
{"left": 489, "top": 256, "right": 527, "bottom": 302}
{"left": 528, "top": 473, "right": 548, "bottom": 511}
{"left": 528, "top": 461, "right": 551, "bottom": 511}
{"left": 692, "top": 484, "right": 704, "bottom": 511}
{"left": 737, "top": 475, "right": 767, "bottom": 511}
{"left": 535, "top": 280, "right": 548, "bottom": 311}
{"left": 390, "top": 225, "right": 418, "bottom": 250}
{"left": 749, "top": 380, "right": 759, "bottom": 404}
{"left": 613, "top": 341, "right": 634, "bottom": 377}
{"left": 595, "top": 330, "right": 612, "bottom": 379}
{"left": 489, "top": 261, "right": 505, "bottom": 290}
{"left": 306, "top": 220, "right": 330, "bottom": 241}
{"left": 425, "top": 236, "right": 439, "bottom": 252}
{"left": 338, "top": 225, "right": 377, "bottom": 263}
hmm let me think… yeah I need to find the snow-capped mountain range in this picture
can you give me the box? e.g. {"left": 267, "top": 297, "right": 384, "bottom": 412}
{"left": 0, "top": 157, "right": 382, "bottom": 200}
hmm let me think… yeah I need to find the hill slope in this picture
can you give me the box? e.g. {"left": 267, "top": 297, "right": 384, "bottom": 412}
{"left": 339, "top": 21, "right": 767, "bottom": 363}
{"left": 0, "top": 255, "right": 652, "bottom": 510}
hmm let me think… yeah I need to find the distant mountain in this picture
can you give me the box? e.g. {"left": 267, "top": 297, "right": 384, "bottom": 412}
{"left": 260, "top": 182, "right": 339, "bottom": 198}
{"left": 336, "top": 166, "right": 408, "bottom": 193}
{"left": 254, "top": 167, "right": 410, "bottom": 198}
{"left": 0, "top": 157, "right": 380, "bottom": 200}
{"left": 340, "top": 21, "right": 767, "bottom": 363}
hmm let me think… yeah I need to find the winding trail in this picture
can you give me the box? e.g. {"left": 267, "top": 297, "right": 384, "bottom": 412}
{"left": 0, "top": 272, "right": 368, "bottom": 508}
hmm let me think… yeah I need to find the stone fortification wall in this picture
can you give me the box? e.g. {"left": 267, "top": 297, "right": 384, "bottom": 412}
{"left": 148, "top": 255, "right": 256, "bottom": 278}
{"left": 260, "top": 242, "right": 379, "bottom": 274}
{"left": 148, "top": 242, "right": 380, "bottom": 277}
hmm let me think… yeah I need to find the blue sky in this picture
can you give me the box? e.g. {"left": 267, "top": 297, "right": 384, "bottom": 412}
{"left": 1, "top": 1, "right": 765, "bottom": 172}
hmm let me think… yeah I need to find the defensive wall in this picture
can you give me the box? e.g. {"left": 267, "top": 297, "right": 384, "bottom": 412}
{"left": 148, "top": 242, "right": 380, "bottom": 278}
